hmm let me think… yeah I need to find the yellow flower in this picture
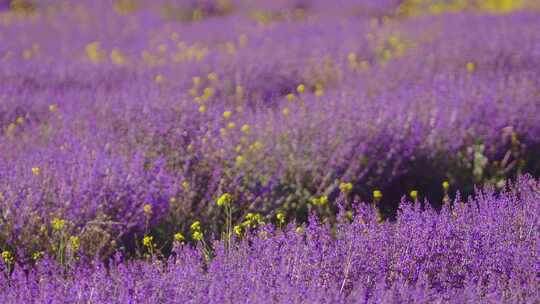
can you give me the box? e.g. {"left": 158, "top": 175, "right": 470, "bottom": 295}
{"left": 373, "top": 190, "right": 382, "bottom": 200}
{"left": 174, "top": 232, "right": 185, "bottom": 242}
{"left": 192, "top": 76, "right": 201, "bottom": 86}
{"left": 315, "top": 88, "right": 324, "bottom": 97}
{"left": 233, "top": 225, "right": 242, "bottom": 235}
{"left": 16, "top": 116, "right": 24, "bottom": 124}
{"left": 241, "top": 124, "right": 250, "bottom": 133}
{"left": 282, "top": 107, "right": 290, "bottom": 116}
{"left": 295, "top": 226, "right": 304, "bottom": 234}
{"left": 198, "top": 105, "right": 207, "bottom": 113}
{"left": 223, "top": 111, "right": 232, "bottom": 119}
{"left": 311, "top": 195, "right": 328, "bottom": 206}
{"left": 143, "top": 204, "right": 152, "bottom": 215}
{"left": 466, "top": 62, "right": 475, "bottom": 73}
{"left": 192, "top": 231, "right": 203, "bottom": 241}
{"left": 227, "top": 122, "right": 236, "bottom": 129}
{"left": 182, "top": 181, "right": 190, "bottom": 191}
{"left": 235, "top": 155, "right": 245, "bottom": 165}
{"left": 31, "top": 167, "right": 41, "bottom": 176}
{"left": 276, "top": 212, "right": 285, "bottom": 224}
{"left": 154, "top": 74, "right": 164, "bottom": 83}
{"left": 296, "top": 84, "right": 305, "bottom": 94}
{"left": 32, "top": 251, "right": 44, "bottom": 261}
{"left": 190, "top": 221, "right": 201, "bottom": 231}
{"left": 49, "top": 104, "right": 58, "bottom": 112}
{"left": 142, "top": 235, "right": 153, "bottom": 248}
{"left": 286, "top": 93, "right": 296, "bottom": 101}
{"left": 410, "top": 190, "right": 418, "bottom": 201}
{"left": 1, "top": 251, "right": 13, "bottom": 264}
{"left": 208, "top": 72, "right": 218, "bottom": 81}
{"left": 51, "top": 218, "right": 65, "bottom": 231}
{"left": 442, "top": 181, "right": 450, "bottom": 191}
{"left": 339, "top": 182, "right": 353, "bottom": 194}
{"left": 217, "top": 193, "right": 232, "bottom": 207}
{"left": 70, "top": 236, "right": 80, "bottom": 251}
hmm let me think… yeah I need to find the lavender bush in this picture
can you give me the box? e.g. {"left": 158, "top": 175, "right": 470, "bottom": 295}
{"left": 0, "top": 0, "right": 539, "bottom": 302}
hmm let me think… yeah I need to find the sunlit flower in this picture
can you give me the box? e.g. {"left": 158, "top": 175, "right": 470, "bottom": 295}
{"left": 32, "top": 167, "right": 41, "bottom": 176}
{"left": 296, "top": 84, "right": 305, "bottom": 94}
{"left": 174, "top": 232, "right": 185, "bottom": 242}
{"left": 51, "top": 218, "right": 65, "bottom": 231}
{"left": 373, "top": 190, "right": 382, "bottom": 200}
{"left": 142, "top": 235, "right": 153, "bottom": 247}
{"left": 217, "top": 193, "right": 232, "bottom": 207}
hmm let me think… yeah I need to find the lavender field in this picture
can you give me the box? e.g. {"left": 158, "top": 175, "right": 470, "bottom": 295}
{"left": 1, "top": 1, "right": 539, "bottom": 303}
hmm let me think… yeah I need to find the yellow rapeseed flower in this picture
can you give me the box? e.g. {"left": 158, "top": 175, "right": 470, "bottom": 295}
{"left": 276, "top": 212, "right": 285, "bottom": 224}
{"left": 154, "top": 74, "right": 164, "bottom": 83}
{"left": 223, "top": 111, "right": 232, "bottom": 119}
{"left": 442, "top": 181, "right": 450, "bottom": 191}
{"left": 282, "top": 107, "right": 290, "bottom": 116}
{"left": 227, "top": 122, "right": 236, "bottom": 129}
{"left": 51, "top": 218, "right": 65, "bottom": 231}
{"left": 32, "top": 167, "right": 41, "bottom": 176}
{"left": 198, "top": 105, "right": 206, "bottom": 113}
{"left": 192, "top": 231, "right": 203, "bottom": 241}
{"left": 286, "top": 93, "right": 296, "bottom": 101}
{"left": 16, "top": 116, "right": 24, "bottom": 124}
{"left": 466, "top": 62, "right": 475, "bottom": 73}
{"left": 142, "top": 235, "right": 153, "bottom": 248}
{"left": 174, "top": 232, "right": 185, "bottom": 242}
{"left": 235, "top": 155, "right": 245, "bottom": 165}
{"left": 70, "top": 236, "right": 80, "bottom": 251}
{"left": 234, "top": 225, "right": 242, "bottom": 235}
{"left": 1, "top": 251, "right": 13, "bottom": 264}
{"left": 143, "top": 204, "right": 152, "bottom": 215}
{"left": 190, "top": 221, "right": 201, "bottom": 231}
{"left": 49, "top": 104, "right": 58, "bottom": 112}
{"left": 410, "top": 190, "right": 418, "bottom": 201}
{"left": 296, "top": 84, "right": 305, "bottom": 94}
{"left": 192, "top": 76, "right": 201, "bottom": 86}
{"left": 339, "top": 182, "right": 353, "bottom": 194}
{"left": 217, "top": 193, "right": 232, "bottom": 207}
{"left": 208, "top": 72, "right": 218, "bottom": 81}
{"left": 241, "top": 124, "right": 250, "bottom": 133}
{"left": 373, "top": 190, "right": 383, "bottom": 200}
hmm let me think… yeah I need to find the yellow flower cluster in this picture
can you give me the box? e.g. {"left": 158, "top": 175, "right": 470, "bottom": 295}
{"left": 216, "top": 193, "right": 232, "bottom": 207}
{"left": 241, "top": 213, "right": 264, "bottom": 228}
{"left": 70, "top": 236, "right": 80, "bottom": 251}
{"left": 191, "top": 220, "right": 203, "bottom": 241}
{"left": 143, "top": 235, "right": 154, "bottom": 248}
{"left": 339, "top": 182, "right": 353, "bottom": 194}
{"left": 311, "top": 195, "right": 328, "bottom": 206}
{"left": 276, "top": 212, "right": 285, "bottom": 225}
{"left": 51, "top": 218, "right": 65, "bottom": 231}
{"left": 1, "top": 251, "right": 13, "bottom": 264}
{"left": 31, "top": 166, "right": 41, "bottom": 176}
{"left": 410, "top": 190, "right": 418, "bottom": 201}
{"left": 174, "top": 232, "right": 185, "bottom": 242}
{"left": 143, "top": 204, "right": 152, "bottom": 215}
{"left": 373, "top": 190, "right": 383, "bottom": 200}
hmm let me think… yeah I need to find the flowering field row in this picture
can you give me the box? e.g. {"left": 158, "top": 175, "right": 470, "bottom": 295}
{"left": 0, "top": 1, "right": 539, "bottom": 302}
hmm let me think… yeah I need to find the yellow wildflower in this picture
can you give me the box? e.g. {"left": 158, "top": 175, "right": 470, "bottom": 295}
{"left": 276, "top": 212, "right": 285, "bottom": 224}
{"left": 1, "top": 251, "right": 13, "bottom": 264}
{"left": 49, "top": 104, "right": 58, "bottom": 112}
{"left": 16, "top": 116, "right": 24, "bottom": 124}
{"left": 198, "top": 105, "right": 206, "bottom": 113}
{"left": 223, "top": 111, "right": 232, "bottom": 119}
{"left": 373, "top": 190, "right": 382, "bottom": 200}
{"left": 227, "top": 122, "right": 236, "bottom": 129}
{"left": 154, "top": 74, "right": 164, "bottom": 83}
{"left": 296, "top": 84, "right": 305, "bottom": 94}
{"left": 286, "top": 93, "right": 296, "bottom": 101}
{"left": 216, "top": 193, "right": 232, "bottom": 207}
{"left": 190, "top": 221, "right": 201, "bottom": 231}
{"left": 442, "top": 181, "right": 450, "bottom": 191}
{"left": 142, "top": 235, "right": 153, "bottom": 248}
{"left": 51, "top": 218, "right": 65, "bottom": 231}
{"left": 208, "top": 72, "right": 218, "bottom": 81}
{"left": 143, "top": 204, "right": 152, "bottom": 215}
{"left": 70, "top": 236, "right": 80, "bottom": 251}
{"left": 410, "top": 190, "right": 418, "bottom": 201}
{"left": 234, "top": 225, "right": 242, "bottom": 236}
{"left": 282, "top": 107, "right": 290, "bottom": 116}
{"left": 31, "top": 167, "right": 41, "bottom": 176}
{"left": 466, "top": 62, "right": 475, "bottom": 73}
{"left": 241, "top": 124, "right": 250, "bottom": 133}
{"left": 192, "top": 231, "right": 203, "bottom": 241}
{"left": 339, "top": 182, "right": 353, "bottom": 194}
{"left": 174, "top": 232, "right": 185, "bottom": 242}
